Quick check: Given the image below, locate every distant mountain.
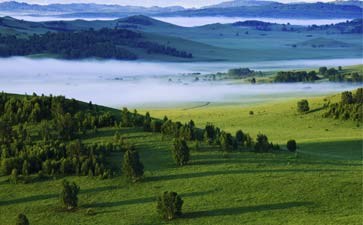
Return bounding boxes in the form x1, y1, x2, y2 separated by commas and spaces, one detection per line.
204, 0, 277, 8
0, 1, 184, 15
332, 0, 363, 8
160, 2, 362, 19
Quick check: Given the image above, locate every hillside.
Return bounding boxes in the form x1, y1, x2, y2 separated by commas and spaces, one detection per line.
0, 90, 361, 225
160, 2, 362, 19
0, 16, 362, 62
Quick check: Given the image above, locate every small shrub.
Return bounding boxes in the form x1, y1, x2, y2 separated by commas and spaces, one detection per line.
157, 191, 183, 220
297, 100, 309, 113
10, 168, 18, 184
16, 213, 29, 225
287, 140, 297, 152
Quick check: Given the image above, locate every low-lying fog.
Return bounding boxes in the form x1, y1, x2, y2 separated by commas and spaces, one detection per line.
154, 17, 351, 27
0, 13, 351, 26
0, 57, 361, 108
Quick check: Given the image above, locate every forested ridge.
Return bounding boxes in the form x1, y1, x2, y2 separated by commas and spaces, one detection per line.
0, 92, 282, 182
0, 28, 193, 59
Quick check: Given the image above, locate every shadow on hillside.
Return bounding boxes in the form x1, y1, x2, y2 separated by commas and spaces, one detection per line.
306, 105, 327, 114
184, 201, 313, 218
83, 190, 213, 208
0, 185, 118, 206
82, 127, 145, 140
145, 168, 345, 183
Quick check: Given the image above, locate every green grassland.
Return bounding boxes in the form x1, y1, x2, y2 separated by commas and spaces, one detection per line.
0, 91, 362, 225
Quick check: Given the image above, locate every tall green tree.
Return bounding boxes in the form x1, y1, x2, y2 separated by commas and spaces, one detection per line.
172, 139, 190, 166
122, 147, 144, 182
60, 180, 80, 210
157, 191, 183, 220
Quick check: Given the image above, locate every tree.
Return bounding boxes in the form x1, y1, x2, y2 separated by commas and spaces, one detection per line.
287, 140, 297, 152
16, 213, 29, 225
157, 191, 183, 220
235, 130, 245, 146
220, 132, 234, 152
172, 139, 190, 166
143, 112, 151, 131
297, 100, 309, 113
60, 179, 80, 210
254, 134, 270, 153
341, 91, 353, 105
122, 147, 144, 182
354, 88, 363, 104
121, 107, 131, 127
319, 66, 327, 75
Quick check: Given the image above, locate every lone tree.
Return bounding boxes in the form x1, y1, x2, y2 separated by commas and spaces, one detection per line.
287, 140, 297, 152
60, 180, 80, 210
16, 213, 29, 225
172, 139, 190, 166
122, 147, 144, 182
297, 99, 309, 113
157, 191, 183, 220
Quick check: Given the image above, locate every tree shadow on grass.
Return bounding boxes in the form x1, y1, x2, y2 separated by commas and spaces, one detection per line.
145, 168, 346, 183
184, 201, 313, 218
83, 190, 214, 209
0, 185, 118, 206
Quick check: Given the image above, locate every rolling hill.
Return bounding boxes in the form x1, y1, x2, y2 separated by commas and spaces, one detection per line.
0, 16, 362, 62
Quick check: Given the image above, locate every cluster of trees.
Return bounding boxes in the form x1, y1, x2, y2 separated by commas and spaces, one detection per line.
2, 139, 116, 180
306, 19, 362, 34
274, 67, 362, 83
0, 93, 125, 179
319, 67, 362, 83
323, 89, 363, 122
0, 28, 193, 59
227, 68, 255, 79
274, 71, 319, 82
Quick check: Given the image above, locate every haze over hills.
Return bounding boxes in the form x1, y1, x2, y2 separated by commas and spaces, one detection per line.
160, 2, 362, 19
0, 1, 362, 19
0, 1, 184, 15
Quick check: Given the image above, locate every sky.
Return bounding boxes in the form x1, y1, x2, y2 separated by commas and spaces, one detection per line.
0, 0, 334, 8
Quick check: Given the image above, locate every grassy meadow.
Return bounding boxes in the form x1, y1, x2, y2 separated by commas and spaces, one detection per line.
0, 91, 362, 225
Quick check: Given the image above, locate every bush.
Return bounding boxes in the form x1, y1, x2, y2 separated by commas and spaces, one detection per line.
122, 147, 144, 182
172, 139, 190, 166
157, 191, 183, 220
287, 140, 297, 152
16, 213, 29, 225
297, 100, 309, 113
60, 179, 80, 210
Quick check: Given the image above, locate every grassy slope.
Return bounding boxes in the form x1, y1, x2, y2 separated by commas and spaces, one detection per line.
1, 16, 362, 62
143, 93, 362, 160
0, 93, 362, 225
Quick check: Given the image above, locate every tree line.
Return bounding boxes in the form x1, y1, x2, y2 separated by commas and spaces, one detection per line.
274, 66, 362, 83
0, 28, 193, 59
